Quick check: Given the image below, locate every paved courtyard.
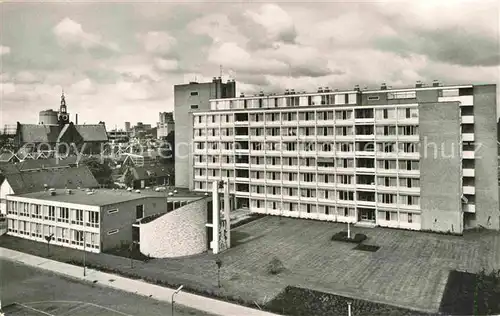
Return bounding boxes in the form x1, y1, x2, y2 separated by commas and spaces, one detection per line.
217, 216, 500, 312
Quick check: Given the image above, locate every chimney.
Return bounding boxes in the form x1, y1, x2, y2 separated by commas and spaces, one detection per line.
50, 191, 56, 196
432, 80, 440, 87
354, 85, 360, 91
75, 114, 78, 125
415, 81, 423, 88
381, 83, 387, 90
44, 184, 48, 191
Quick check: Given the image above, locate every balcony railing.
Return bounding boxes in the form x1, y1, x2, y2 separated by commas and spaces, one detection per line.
463, 186, 475, 195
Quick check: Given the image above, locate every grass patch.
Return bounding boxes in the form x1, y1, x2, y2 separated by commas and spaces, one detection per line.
104, 242, 152, 261
354, 244, 380, 252
440, 269, 500, 315
265, 286, 433, 316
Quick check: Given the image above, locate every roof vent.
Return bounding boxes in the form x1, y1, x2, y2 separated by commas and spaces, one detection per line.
259, 91, 264, 96
380, 83, 387, 90
290, 89, 295, 94
354, 85, 360, 91
50, 191, 56, 196
67, 189, 73, 195
49, 188, 56, 192
432, 80, 440, 87
317, 87, 323, 93
240, 93, 245, 97
135, 190, 141, 193
415, 81, 423, 88
324, 87, 330, 92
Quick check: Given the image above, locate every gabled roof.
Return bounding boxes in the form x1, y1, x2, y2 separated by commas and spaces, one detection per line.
2, 165, 99, 194
131, 165, 171, 180
16, 123, 108, 144
17, 124, 61, 143
0, 152, 16, 162
15, 156, 81, 171
74, 125, 108, 142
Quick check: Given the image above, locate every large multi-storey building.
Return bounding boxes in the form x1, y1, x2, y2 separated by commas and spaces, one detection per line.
189, 81, 499, 234
174, 77, 236, 188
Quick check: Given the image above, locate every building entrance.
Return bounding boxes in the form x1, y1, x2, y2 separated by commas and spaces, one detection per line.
358, 208, 376, 222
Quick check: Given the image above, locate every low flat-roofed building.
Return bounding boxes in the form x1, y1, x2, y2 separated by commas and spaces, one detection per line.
5, 188, 210, 255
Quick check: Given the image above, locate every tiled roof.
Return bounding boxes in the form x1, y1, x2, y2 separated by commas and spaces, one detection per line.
74, 125, 108, 142
132, 165, 171, 180
16, 123, 108, 144
0, 152, 15, 162
15, 156, 81, 171
18, 124, 61, 143
3, 165, 99, 194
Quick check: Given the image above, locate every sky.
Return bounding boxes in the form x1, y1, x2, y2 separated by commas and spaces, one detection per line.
0, 0, 499, 129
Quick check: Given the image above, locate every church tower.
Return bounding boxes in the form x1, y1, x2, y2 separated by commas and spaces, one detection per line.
58, 90, 70, 125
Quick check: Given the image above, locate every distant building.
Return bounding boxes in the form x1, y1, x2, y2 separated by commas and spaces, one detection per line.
157, 112, 174, 140
130, 122, 154, 139
174, 77, 236, 188
14, 93, 108, 156
107, 129, 130, 143
190, 82, 499, 234
38, 109, 59, 125
121, 165, 171, 189
125, 122, 131, 132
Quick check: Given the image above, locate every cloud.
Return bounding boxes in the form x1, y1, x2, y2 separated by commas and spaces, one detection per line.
244, 4, 297, 44
53, 17, 119, 51
13, 71, 41, 84
0, 45, 11, 55
69, 78, 96, 95
154, 58, 179, 72
138, 31, 177, 55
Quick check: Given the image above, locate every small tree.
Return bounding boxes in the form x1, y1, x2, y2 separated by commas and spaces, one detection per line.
266, 256, 286, 275
124, 169, 134, 188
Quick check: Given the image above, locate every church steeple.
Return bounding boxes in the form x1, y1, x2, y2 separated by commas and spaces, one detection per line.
58, 90, 70, 125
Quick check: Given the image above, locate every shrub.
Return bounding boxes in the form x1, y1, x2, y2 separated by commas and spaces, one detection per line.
266, 256, 286, 275
353, 233, 367, 242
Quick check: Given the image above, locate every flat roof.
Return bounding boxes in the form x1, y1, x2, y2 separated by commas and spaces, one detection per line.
12, 188, 206, 206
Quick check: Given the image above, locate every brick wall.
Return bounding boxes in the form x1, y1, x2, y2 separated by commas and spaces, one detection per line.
139, 197, 208, 258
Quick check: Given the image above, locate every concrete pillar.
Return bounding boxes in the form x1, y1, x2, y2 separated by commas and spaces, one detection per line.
212, 181, 219, 254
224, 183, 230, 249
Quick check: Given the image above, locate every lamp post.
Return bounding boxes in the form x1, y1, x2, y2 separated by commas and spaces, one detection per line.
45, 233, 54, 257
347, 301, 352, 316
215, 258, 222, 288
129, 242, 134, 268
171, 285, 183, 316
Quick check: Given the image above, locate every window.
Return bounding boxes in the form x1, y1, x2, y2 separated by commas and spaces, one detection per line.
385, 211, 390, 221
136, 205, 144, 219
190, 91, 199, 96
58, 207, 69, 223
108, 209, 119, 214
368, 95, 380, 101
107, 229, 119, 235
190, 104, 199, 109
88, 211, 99, 227
408, 213, 413, 223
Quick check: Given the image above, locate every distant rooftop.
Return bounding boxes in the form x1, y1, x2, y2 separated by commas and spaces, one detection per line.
13, 187, 206, 206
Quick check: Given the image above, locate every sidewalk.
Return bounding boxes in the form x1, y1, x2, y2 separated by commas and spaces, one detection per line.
0, 247, 281, 316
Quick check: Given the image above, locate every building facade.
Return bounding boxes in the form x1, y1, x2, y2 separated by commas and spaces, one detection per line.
189, 82, 499, 234
157, 112, 175, 140
4, 189, 200, 252
174, 77, 236, 188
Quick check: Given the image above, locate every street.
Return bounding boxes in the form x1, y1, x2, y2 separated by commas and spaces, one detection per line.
0, 258, 213, 316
